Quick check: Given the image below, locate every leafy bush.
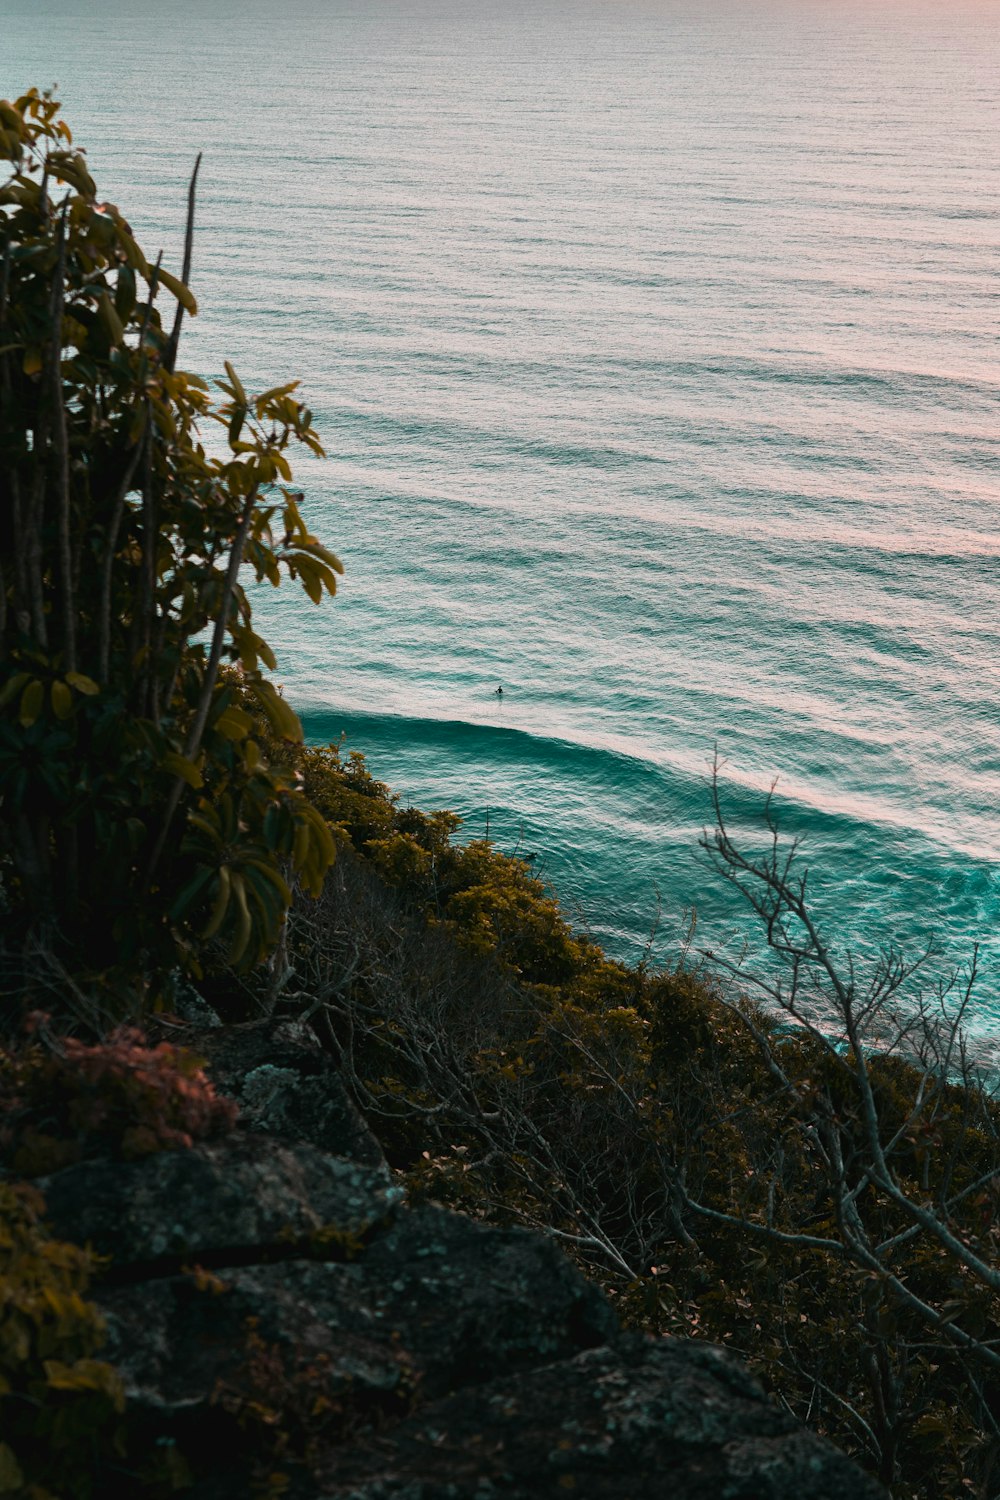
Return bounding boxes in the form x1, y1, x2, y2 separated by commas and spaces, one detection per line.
0, 1180, 123, 1498
0, 90, 337, 996
265, 725, 630, 995
239, 725, 1000, 1499
0, 1016, 238, 1175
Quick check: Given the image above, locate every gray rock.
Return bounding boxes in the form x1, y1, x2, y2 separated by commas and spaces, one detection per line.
312, 1337, 887, 1500
192, 1019, 385, 1169
98, 1204, 615, 1423
168, 978, 223, 1029
38, 1133, 402, 1270
28, 1016, 885, 1500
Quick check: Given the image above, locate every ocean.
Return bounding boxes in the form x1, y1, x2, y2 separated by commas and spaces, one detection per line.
3, 0, 999, 1030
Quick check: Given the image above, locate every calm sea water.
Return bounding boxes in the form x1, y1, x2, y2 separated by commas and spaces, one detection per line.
4, 0, 1000, 1027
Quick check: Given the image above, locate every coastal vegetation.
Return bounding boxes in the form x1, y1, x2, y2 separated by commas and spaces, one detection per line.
0, 91, 998, 1499
0, 88, 336, 998
247, 727, 1000, 1499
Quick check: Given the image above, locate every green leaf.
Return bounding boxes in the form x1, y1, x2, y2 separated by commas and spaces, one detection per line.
168, 864, 216, 921
115, 263, 137, 320
294, 555, 323, 605
308, 542, 344, 574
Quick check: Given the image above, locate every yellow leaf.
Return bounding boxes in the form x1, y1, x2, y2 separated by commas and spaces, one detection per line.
50, 680, 73, 720
255, 380, 299, 414
0, 671, 30, 709
65, 670, 99, 695
116, 224, 150, 276
0, 1442, 23, 1493
226, 872, 254, 966
214, 707, 250, 741
224, 360, 247, 406
157, 265, 197, 316
294, 556, 323, 605
96, 290, 125, 346
43, 1358, 125, 1409
162, 751, 204, 789
251, 682, 302, 743
22, 347, 42, 377
49, 153, 96, 197
19, 679, 43, 727
310, 543, 344, 574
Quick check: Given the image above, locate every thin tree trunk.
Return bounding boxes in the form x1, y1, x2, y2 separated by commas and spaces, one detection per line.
96, 435, 143, 682
97, 257, 161, 683
165, 153, 201, 374
0, 235, 11, 646
139, 414, 155, 712
26, 410, 48, 649
51, 208, 75, 671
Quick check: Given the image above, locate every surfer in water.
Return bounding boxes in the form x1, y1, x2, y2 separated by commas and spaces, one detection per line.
495, 685, 504, 700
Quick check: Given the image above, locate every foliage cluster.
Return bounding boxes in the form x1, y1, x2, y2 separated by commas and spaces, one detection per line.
242, 718, 1000, 1500
267, 733, 633, 996
0, 1016, 238, 1176
0, 1181, 123, 1499
0, 90, 337, 997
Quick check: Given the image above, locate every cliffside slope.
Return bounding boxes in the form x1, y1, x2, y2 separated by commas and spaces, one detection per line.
29, 1013, 885, 1499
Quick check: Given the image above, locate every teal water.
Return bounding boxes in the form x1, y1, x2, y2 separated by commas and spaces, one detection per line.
3, 0, 1000, 1022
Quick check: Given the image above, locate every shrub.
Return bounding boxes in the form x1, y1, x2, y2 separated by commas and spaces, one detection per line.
0, 1180, 123, 1498
0, 1016, 238, 1175
0, 89, 338, 997
253, 732, 1000, 1499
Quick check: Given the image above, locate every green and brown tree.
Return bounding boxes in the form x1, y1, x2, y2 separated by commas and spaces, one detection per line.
0, 89, 338, 998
